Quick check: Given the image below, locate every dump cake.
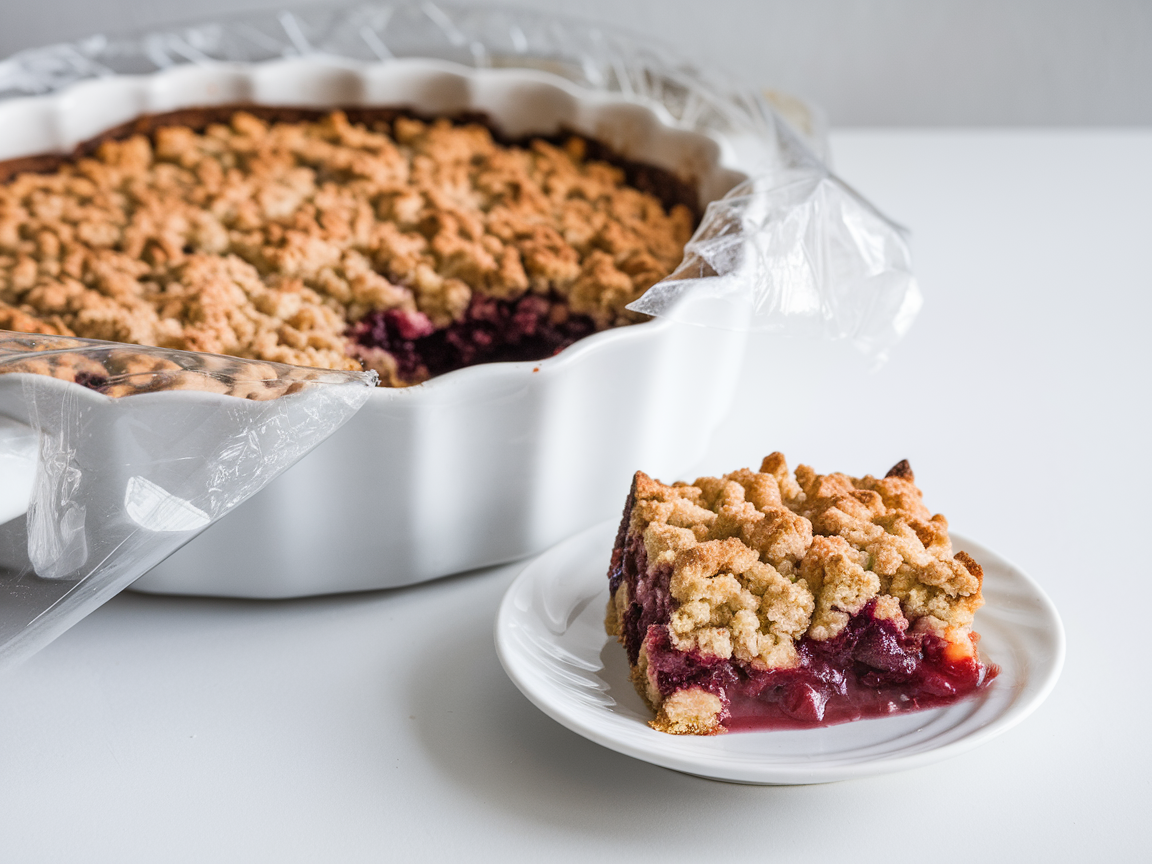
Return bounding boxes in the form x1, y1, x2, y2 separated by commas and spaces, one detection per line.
0, 107, 695, 386
605, 454, 996, 734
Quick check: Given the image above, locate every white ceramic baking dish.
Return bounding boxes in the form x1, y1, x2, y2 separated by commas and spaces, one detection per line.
0, 57, 752, 597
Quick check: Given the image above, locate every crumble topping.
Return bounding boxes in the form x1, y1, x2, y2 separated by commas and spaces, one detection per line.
0, 110, 694, 386
619, 453, 984, 670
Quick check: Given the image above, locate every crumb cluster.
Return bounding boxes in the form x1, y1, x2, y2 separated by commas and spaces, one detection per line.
614, 453, 984, 671
0, 110, 693, 385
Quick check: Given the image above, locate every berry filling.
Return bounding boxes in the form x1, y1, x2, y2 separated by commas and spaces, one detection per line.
638, 601, 995, 731
349, 293, 599, 383
73, 371, 110, 393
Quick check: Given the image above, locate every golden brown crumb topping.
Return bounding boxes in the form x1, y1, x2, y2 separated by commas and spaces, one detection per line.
0, 111, 693, 386
625, 453, 984, 670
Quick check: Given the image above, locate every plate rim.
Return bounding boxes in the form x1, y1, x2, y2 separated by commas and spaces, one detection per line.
495, 520, 1066, 785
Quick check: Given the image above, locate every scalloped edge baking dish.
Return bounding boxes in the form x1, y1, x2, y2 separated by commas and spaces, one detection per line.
0, 57, 752, 596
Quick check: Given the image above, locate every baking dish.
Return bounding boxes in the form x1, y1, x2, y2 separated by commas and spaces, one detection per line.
0, 57, 752, 596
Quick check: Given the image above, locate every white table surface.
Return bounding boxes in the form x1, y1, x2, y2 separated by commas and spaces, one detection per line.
2, 129, 1148, 862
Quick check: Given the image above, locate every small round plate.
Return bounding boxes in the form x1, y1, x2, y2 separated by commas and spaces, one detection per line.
495, 521, 1065, 785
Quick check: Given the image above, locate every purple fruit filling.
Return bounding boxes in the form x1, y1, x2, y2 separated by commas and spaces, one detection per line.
73, 370, 109, 393
349, 292, 598, 382
729, 601, 992, 729
643, 626, 737, 722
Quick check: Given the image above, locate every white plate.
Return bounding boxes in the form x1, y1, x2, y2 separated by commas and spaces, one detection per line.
495, 520, 1065, 785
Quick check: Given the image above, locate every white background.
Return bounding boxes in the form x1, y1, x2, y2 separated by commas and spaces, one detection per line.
1, 0, 1150, 125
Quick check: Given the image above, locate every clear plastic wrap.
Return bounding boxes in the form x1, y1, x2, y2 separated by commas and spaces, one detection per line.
0, 332, 376, 668
630, 172, 922, 357
0, 0, 919, 356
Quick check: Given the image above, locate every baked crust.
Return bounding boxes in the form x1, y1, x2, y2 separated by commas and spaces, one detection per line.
0, 108, 695, 386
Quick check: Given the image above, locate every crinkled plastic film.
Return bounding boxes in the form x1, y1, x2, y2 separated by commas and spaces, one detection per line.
0, 332, 376, 668
633, 172, 922, 356
0, 0, 920, 356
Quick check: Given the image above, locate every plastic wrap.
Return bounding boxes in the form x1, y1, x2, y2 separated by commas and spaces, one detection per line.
0, 0, 919, 357
0, 332, 376, 668
630, 172, 921, 356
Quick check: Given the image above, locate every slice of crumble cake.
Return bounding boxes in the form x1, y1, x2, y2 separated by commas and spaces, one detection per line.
605, 453, 996, 734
